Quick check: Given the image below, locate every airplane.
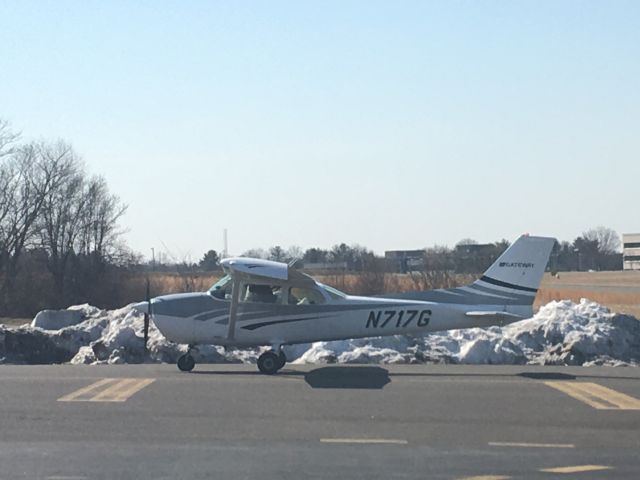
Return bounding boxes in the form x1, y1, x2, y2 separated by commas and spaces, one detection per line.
134, 234, 555, 374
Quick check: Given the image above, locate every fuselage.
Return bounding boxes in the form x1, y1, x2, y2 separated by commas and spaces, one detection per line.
148, 289, 531, 348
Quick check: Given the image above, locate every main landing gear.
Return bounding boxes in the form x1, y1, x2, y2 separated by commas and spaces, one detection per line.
177, 346, 196, 372
257, 349, 287, 375
177, 346, 287, 374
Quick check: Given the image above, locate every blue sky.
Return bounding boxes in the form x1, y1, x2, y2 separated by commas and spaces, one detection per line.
1, 1, 638, 260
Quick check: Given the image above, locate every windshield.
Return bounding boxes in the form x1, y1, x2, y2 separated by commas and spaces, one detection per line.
208, 275, 232, 299
318, 283, 347, 300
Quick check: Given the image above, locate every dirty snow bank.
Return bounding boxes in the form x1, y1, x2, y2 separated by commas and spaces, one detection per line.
296, 300, 640, 367
0, 299, 638, 366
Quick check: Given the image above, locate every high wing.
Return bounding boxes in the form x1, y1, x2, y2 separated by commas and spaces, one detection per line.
221, 258, 289, 281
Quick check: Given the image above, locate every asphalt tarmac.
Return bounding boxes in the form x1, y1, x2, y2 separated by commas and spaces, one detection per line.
0, 364, 638, 479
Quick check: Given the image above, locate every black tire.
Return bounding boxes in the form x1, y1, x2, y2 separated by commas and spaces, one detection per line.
276, 350, 287, 369
257, 351, 280, 375
177, 354, 195, 372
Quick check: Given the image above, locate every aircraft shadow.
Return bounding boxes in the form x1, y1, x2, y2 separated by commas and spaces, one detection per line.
517, 372, 576, 380
303, 366, 390, 390
191, 365, 392, 389
387, 371, 640, 381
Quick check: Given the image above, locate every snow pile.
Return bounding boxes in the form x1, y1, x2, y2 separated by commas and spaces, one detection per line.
295, 300, 640, 367
0, 299, 638, 366
1, 304, 212, 365
32, 308, 85, 330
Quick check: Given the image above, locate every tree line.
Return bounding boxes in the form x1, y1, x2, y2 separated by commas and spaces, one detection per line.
0, 119, 129, 316
194, 227, 622, 274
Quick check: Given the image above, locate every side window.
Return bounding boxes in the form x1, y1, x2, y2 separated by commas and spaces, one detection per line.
209, 275, 233, 300
288, 287, 325, 305
241, 284, 281, 304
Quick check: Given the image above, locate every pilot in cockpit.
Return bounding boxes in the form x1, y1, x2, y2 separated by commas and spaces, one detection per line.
245, 284, 277, 303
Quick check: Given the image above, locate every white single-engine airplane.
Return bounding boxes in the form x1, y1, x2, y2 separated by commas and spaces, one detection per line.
135, 235, 554, 374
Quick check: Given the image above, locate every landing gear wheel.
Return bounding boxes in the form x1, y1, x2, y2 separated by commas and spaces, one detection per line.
276, 351, 287, 370
177, 353, 195, 372
257, 351, 280, 375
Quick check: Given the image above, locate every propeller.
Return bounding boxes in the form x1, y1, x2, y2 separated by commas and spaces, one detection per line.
143, 277, 151, 355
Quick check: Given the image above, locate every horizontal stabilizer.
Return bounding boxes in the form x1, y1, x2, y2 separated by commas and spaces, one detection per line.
465, 310, 524, 325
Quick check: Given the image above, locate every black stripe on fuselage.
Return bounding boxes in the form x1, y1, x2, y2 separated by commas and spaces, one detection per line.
465, 283, 534, 301
241, 316, 323, 331
478, 276, 538, 293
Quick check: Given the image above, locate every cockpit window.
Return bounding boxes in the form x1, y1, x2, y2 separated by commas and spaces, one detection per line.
208, 275, 232, 300
242, 283, 281, 304
288, 287, 325, 305
318, 283, 347, 300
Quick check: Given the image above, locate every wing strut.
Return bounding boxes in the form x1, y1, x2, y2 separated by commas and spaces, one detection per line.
226, 276, 241, 340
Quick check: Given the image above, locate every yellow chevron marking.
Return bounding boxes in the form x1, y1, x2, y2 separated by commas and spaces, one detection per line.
58, 378, 155, 402
544, 381, 640, 410
57, 378, 118, 402
539, 465, 612, 474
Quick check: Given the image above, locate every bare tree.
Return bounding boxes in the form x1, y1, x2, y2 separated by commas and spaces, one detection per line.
0, 141, 71, 301
77, 175, 127, 263
0, 119, 20, 158
455, 238, 478, 247
268, 245, 286, 262
409, 247, 474, 290
582, 226, 621, 254
241, 248, 267, 259
37, 143, 85, 298
286, 245, 303, 263
0, 123, 132, 313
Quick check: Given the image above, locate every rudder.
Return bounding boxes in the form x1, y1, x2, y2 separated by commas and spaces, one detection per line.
470, 235, 555, 304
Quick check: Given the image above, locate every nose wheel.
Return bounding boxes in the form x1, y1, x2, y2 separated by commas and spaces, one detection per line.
177, 353, 195, 372
257, 350, 287, 375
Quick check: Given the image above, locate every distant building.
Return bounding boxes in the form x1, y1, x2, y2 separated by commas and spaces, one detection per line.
385, 250, 425, 273
623, 233, 640, 270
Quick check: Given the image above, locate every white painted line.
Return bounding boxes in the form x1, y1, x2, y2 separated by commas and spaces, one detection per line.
46, 476, 89, 480
540, 465, 613, 474
320, 438, 408, 445
489, 442, 575, 449
457, 476, 511, 480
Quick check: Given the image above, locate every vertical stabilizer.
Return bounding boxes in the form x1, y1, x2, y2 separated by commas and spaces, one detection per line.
470, 235, 555, 304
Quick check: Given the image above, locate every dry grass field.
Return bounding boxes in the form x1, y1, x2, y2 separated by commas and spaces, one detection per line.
0, 317, 32, 327
536, 271, 640, 317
